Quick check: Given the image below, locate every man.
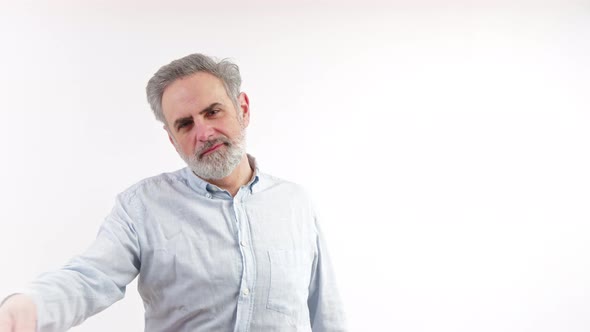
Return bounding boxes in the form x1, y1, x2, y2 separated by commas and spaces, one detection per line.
0, 53, 346, 332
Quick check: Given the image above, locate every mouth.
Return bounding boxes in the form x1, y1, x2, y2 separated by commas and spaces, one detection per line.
200, 143, 224, 158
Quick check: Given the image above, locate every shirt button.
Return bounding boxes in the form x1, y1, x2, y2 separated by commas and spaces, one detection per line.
242, 288, 250, 296
240, 241, 246, 247
205, 193, 212, 199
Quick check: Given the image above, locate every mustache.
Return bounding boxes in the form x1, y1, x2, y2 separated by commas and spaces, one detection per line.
196, 136, 232, 158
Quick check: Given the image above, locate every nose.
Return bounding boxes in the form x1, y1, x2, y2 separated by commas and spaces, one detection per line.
194, 120, 215, 142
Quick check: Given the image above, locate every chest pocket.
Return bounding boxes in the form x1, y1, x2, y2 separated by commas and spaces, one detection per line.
140, 230, 227, 310
266, 249, 308, 316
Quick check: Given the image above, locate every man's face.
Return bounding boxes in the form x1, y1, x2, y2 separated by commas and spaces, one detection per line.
161, 72, 250, 180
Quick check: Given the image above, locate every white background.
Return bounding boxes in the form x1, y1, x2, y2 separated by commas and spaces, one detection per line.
1, 1, 589, 331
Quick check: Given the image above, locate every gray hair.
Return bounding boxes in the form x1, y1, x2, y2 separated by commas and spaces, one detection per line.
146, 53, 242, 124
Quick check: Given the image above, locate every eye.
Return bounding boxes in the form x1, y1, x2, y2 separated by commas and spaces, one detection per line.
206, 109, 221, 117
177, 119, 193, 130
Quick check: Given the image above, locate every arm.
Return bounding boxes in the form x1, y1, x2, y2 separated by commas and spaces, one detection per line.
307, 216, 347, 332
14, 196, 140, 332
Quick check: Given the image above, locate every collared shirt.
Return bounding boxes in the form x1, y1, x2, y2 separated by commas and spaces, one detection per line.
26, 156, 346, 332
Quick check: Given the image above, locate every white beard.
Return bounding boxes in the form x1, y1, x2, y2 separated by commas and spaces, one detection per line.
177, 130, 246, 180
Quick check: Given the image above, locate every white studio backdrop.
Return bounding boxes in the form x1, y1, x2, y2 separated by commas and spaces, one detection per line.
1, 1, 589, 331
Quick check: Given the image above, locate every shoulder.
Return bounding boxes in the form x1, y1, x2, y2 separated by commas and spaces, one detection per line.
257, 172, 307, 193
116, 168, 190, 203
256, 172, 315, 206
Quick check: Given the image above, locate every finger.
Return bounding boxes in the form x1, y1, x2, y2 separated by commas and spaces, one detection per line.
13, 317, 36, 332
0, 312, 13, 332
12, 309, 36, 332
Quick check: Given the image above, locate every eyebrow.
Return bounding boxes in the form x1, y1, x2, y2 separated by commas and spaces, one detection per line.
173, 103, 222, 130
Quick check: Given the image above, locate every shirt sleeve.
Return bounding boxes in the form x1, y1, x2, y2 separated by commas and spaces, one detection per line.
307, 214, 348, 332
24, 196, 141, 332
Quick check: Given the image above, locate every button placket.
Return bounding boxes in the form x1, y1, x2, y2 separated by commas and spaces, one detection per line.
233, 189, 256, 331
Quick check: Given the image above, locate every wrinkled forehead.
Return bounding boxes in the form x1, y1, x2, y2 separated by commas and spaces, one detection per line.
161, 72, 232, 121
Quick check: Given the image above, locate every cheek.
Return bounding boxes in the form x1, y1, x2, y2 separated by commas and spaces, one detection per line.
177, 135, 197, 155
224, 121, 244, 139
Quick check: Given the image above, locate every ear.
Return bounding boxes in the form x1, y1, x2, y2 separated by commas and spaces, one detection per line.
237, 92, 250, 127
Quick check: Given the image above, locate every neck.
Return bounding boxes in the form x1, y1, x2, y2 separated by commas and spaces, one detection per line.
205, 154, 253, 197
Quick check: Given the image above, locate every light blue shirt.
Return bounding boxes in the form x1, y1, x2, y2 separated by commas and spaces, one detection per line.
25, 156, 346, 331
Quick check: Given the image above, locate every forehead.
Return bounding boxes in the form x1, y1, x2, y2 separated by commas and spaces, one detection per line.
161, 72, 230, 120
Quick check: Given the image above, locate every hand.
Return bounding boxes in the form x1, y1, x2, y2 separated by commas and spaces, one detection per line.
0, 294, 37, 332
